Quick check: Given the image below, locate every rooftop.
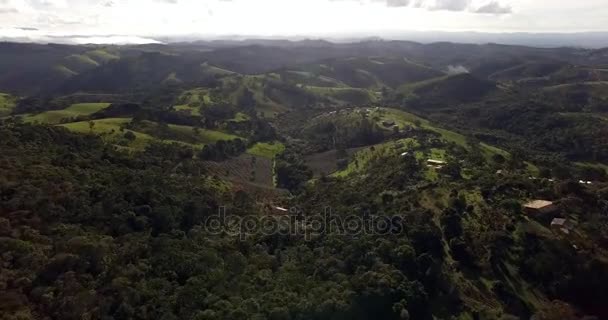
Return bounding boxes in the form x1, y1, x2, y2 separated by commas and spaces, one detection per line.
524, 200, 554, 209
427, 159, 446, 165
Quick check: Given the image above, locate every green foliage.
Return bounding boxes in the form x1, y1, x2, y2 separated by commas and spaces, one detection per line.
0, 92, 17, 116
247, 141, 286, 159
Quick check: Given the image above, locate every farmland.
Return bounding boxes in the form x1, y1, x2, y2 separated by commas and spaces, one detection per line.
203, 153, 274, 187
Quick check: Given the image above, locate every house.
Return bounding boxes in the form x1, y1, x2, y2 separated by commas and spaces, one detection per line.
427, 159, 446, 165
551, 218, 576, 235
523, 200, 558, 215
427, 159, 446, 170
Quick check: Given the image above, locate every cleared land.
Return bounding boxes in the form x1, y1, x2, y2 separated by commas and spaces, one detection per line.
204, 154, 274, 187
58, 118, 240, 151
305, 147, 366, 177
23, 103, 111, 124
247, 142, 285, 159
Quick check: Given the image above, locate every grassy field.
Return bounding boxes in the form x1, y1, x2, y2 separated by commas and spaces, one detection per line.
333, 138, 418, 178
375, 108, 511, 161
167, 123, 240, 144
173, 105, 201, 116
86, 49, 119, 63
229, 112, 250, 122
574, 161, 608, 174
23, 103, 111, 124
53, 65, 78, 77
64, 54, 100, 68
329, 108, 522, 179
55, 116, 242, 151
306, 86, 380, 104
59, 118, 154, 150
0, 93, 16, 117
247, 142, 286, 159
372, 108, 467, 144
173, 88, 214, 116
201, 62, 235, 76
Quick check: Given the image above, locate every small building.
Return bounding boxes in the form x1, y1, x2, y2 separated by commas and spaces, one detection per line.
523, 200, 558, 215
427, 159, 446, 165
427, 159, 446, 170
551, 218, 576, 235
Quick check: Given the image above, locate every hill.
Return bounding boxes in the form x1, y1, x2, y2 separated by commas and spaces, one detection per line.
399, 73, 498, 107
282, 56, 443, 89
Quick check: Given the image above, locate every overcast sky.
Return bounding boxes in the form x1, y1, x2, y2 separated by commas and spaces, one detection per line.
0, 0, 607, 43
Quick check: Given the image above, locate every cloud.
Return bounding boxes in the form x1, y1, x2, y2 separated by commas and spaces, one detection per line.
334, 0, 511, 13
373, 0, 410, 7
446, 65, 469, 74
27, 0, 68, 8
429, 0, 470, 11
0, 7, 18, 13
475, 1, 511, 14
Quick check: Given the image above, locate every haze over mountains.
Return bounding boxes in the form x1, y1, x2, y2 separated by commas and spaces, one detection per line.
4, 31, 608, 48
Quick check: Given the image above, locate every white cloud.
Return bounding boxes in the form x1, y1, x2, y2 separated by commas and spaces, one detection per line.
429, 0, 470, 11
475, 0, 511, 14
0, 0, 606, 43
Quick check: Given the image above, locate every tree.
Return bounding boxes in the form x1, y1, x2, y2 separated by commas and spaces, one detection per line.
124, 131, 136, 141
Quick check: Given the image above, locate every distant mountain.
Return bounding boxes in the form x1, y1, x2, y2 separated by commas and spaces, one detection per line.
1, 39, 608, 97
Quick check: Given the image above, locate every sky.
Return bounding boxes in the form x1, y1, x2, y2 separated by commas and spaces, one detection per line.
0, 0, 607, 43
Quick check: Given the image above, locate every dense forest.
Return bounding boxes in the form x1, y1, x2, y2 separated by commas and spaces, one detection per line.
1, 39, 608, 320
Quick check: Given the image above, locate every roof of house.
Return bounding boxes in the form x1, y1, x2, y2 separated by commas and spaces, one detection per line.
524, 200, 554, 209
427, 159, 446, 165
